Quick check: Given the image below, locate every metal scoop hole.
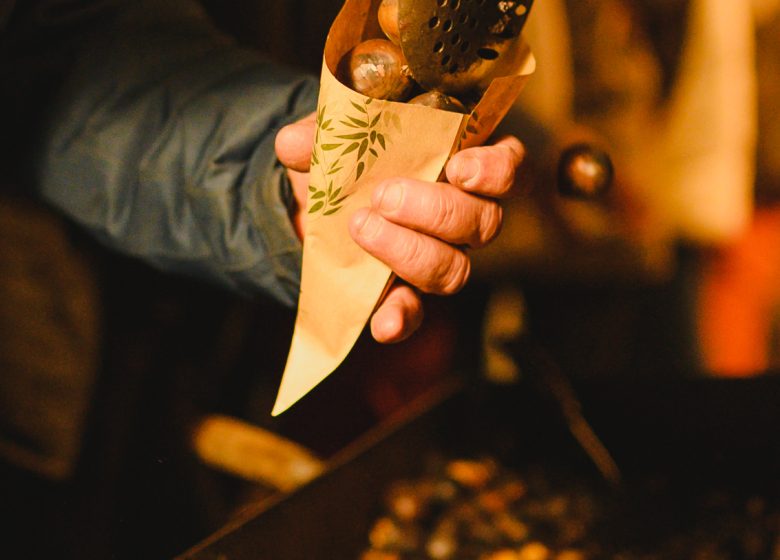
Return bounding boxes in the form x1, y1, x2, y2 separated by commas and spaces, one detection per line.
398, 0, 535, 94
477, 47, 499, 60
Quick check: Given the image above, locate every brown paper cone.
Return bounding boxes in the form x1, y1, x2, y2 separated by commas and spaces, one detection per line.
272, 0, 535, 416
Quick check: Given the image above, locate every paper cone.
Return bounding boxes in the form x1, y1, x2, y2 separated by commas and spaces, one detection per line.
272, 0, 535, 416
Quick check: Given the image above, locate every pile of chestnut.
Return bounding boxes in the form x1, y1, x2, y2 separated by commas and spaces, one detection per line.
338, 0, 468, 112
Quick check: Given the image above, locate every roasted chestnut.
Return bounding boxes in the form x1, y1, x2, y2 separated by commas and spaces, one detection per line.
408, 91, 467, 113
340, 38, 414, 101
378, 0, 400, 45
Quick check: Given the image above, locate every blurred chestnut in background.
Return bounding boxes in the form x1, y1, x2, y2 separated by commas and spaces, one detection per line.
557, 143, 614, 199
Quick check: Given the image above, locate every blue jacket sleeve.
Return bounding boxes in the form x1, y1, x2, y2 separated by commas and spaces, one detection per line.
34, 0, 319, 306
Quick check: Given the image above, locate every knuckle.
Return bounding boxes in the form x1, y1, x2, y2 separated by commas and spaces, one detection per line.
399, 233, 429, 274
438, 251, 471, 295
409, 293, 424, 320
492, 153, 517, 192
475, 201, 503, 247
273, 127, 288, 154
504, 136, 526, 161
431, 191, 460, 234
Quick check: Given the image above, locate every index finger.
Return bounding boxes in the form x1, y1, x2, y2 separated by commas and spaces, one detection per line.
445, 135, 526, 198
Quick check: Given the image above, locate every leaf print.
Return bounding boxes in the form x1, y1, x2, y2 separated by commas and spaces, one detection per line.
307, 99, 398, 217
391, 113, 402, 132
336, 132, 368, 140
346, 115, 369, 127
342, 142, 360, 155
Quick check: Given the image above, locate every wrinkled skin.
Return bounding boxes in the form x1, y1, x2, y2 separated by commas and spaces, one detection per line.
275, 112, 525, 343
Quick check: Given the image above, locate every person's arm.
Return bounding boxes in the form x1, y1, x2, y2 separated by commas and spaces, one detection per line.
35, 0, 528, 343
34, 0, 318, 306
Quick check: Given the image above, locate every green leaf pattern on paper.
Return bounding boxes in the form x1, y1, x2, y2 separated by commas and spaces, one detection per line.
307, 98, 400, 217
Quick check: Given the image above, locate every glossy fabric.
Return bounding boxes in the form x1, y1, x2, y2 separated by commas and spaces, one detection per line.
32, 0, 318, 305
0, 0, 318, 479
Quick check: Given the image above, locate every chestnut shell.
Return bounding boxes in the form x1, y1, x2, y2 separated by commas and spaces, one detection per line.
378, 0, 400, 45
340, 38, 414, 101
408, 91, 467, 113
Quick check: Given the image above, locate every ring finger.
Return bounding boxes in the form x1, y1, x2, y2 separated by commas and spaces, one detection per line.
371, 178, 503, 248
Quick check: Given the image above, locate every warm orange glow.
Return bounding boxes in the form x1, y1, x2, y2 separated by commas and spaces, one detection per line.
697, 206, 780, 376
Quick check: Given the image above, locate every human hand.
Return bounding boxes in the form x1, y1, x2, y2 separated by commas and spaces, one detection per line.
275, 113, 525, 343
275, 113, 317, 240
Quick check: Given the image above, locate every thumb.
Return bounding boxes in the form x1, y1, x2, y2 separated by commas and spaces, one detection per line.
275, 112, 317, 172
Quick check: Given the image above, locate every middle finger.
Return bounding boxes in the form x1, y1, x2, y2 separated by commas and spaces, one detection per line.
371, 178, 503, 248
349, 208, 471, 295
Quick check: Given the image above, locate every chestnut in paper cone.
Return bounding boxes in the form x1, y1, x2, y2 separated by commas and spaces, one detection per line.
340, 38, 414, 101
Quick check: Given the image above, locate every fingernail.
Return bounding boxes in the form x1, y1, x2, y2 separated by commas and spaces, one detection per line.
354, 210, 382, 240
377, 182, 403, 212
456, 156, 481, 187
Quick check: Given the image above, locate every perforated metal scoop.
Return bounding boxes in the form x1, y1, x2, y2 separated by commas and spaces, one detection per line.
398, 0, 534, 97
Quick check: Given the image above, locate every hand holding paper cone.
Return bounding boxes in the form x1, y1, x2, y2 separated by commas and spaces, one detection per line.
277, 115, 526, 340
272, 0, 535, 415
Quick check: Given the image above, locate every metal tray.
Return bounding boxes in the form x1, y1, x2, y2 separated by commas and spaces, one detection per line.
178, 373, 780, 560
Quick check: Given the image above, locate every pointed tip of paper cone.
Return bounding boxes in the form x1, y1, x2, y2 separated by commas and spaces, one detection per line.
270, 401, 288, 417
270, 387, 297, 416
270, 375, 321, 417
